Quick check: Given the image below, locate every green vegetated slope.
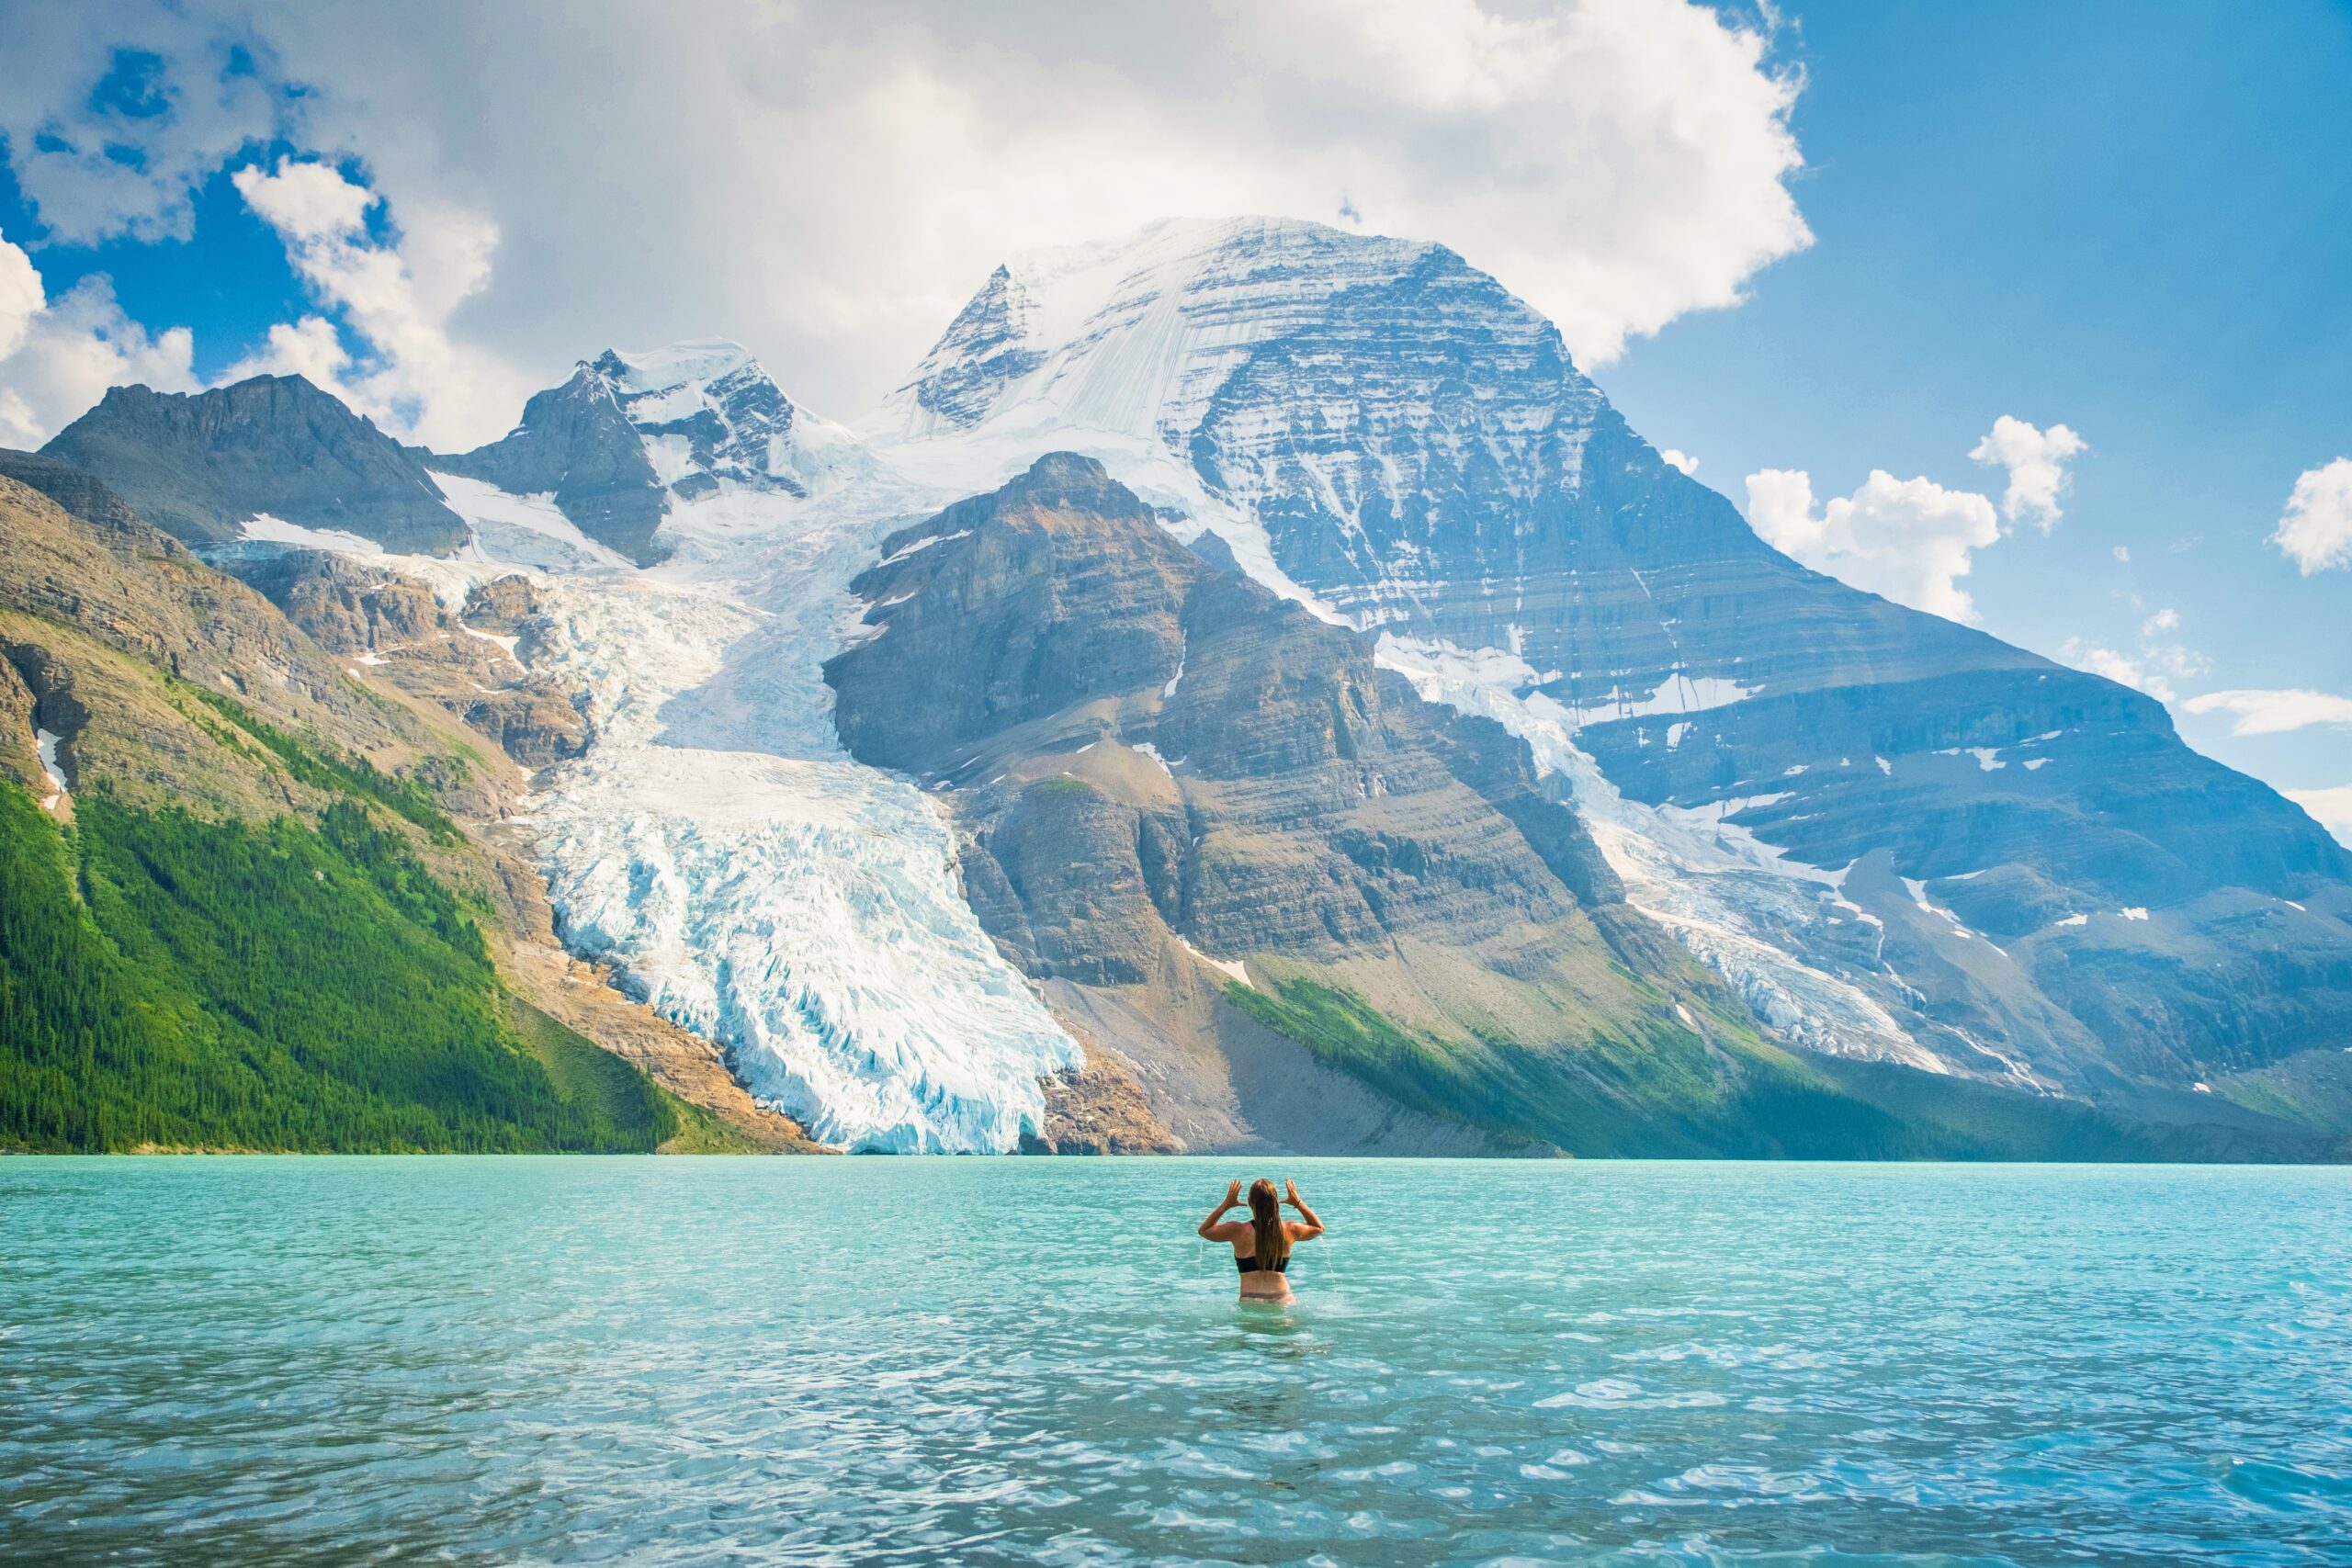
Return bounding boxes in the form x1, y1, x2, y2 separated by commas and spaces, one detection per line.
1223, 974, 2324, 1161
0, 775, 685, 1153
0, 465, 759, 1155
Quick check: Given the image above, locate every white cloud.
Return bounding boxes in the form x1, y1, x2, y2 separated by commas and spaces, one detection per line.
2182, 689, 2352, 737
1659, 447, 1698, 476
2141, 607, 2179, 637
2286, 786, 2352, 847
0, 232, 41, 361
228, 158, 528, 450
0, 258, 197, 447
231, 159, 374, 242
1969, 414, 2086, 532
2271, 457, 2352, 574
2059, 639, 2176, 705
1745, 467, 2000, 622
0, 0, 1816, 430
0, 7, 284, 243
2111, 545, 2131, 564
220, 314, 354, 391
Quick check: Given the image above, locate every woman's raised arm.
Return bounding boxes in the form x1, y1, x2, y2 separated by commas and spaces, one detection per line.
1283, 1179, 1324, 1241
1197, 1179, 1246, 1240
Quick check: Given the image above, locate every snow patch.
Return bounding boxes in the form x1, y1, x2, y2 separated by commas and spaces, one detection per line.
2119, 907, 2151, 921
239, 513, 383, 554
1177, 933, 1251, 988
1902, 877, 1976, 939
34, 727, 67, 805
1968, 747, 2007, 772
878, 527, 971, 567
431, 471, 637, 573
461, 625, 522, 664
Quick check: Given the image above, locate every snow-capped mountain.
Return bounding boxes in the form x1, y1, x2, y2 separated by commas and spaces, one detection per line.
32, 215, 2352, 1156
879, 217, 2352, 1101
437, 340, 868, 566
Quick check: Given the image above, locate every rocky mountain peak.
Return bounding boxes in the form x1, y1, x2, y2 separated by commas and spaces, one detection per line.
40, 373, 467, 554
437, 338, 873, 566
878, 216, 1459, 447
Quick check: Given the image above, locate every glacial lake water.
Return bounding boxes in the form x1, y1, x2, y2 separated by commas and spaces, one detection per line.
4, 1158, 2348, 1566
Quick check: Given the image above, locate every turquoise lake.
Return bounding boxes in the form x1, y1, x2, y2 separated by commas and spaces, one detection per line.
5, 1158, 2348, 1565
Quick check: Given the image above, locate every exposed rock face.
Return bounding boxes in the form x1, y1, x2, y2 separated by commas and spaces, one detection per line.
434, 366, 668, 565
887, 218, 2352, 1120
230, 552, 591, 772
0, 448, 146, 536
893, 264, 1047, 434
830, 456, 1612, 973
827, 455, 1855, 1156
40, 377, 467, 552
435, 340, 856, 566
463, 574, 542, 634
1024, 1044, 1180, 1155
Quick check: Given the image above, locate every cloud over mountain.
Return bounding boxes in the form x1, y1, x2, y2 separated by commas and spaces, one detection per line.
0, 0, 1814, 438
1745, 467, 2001, 622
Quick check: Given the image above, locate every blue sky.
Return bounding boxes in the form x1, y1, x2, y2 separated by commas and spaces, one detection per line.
1605, 0, 2352, 827
0, 0, 2345, 830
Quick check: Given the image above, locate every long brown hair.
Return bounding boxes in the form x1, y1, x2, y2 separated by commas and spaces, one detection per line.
1249, 1179, 1289, 1272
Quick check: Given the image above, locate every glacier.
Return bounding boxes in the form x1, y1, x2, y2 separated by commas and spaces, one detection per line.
304, 359, 1090, 1151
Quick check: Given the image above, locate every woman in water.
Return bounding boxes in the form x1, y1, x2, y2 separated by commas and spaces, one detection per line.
1197, 1178, 1324, 1301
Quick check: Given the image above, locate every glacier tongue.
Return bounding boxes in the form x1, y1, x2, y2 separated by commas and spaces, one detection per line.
432, 464, 1084, 1153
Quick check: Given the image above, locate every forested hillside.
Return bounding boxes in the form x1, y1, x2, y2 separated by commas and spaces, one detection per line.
0, 461, 813, 1155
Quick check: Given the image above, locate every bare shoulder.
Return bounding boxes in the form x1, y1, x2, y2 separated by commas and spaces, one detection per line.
1204, 1219, 1250, 1245
1284, 1219, 1320, 1240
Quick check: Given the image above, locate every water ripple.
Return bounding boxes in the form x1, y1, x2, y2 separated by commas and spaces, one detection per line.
5, 1157, 2348, 1566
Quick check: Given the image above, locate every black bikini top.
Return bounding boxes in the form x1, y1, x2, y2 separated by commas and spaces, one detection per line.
1235, 1254, 1291, 1274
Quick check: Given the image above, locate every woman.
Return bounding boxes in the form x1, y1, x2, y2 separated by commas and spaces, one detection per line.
1197, 1178, 1324, 1301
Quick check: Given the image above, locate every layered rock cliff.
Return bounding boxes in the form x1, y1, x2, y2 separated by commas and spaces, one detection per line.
822, 455, 2228, 1156
876, 218, 2352, 1126
40, 377, 468, 553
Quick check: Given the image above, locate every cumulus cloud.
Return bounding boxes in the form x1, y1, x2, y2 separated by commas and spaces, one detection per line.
232, 157, 373, 241
1659, 447, 1698, 476
2182, 689, 2352, 737
2271, 457, 2352, 574
0, 232, 198, 446
2111, 546, 2131, 564
1745, 467, 2001, 622
0, 233, 42, 362
225, 157, 527, 450
221, 314, 351, 389
0, 0, 1814, 429
2286, 786, 2352, 847
0, 8, 285, 243
1969, 414, 2086, 532
2059, 639, 2177, 705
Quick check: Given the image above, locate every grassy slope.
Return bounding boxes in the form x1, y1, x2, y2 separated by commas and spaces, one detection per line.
1223, 974, 2288, 1160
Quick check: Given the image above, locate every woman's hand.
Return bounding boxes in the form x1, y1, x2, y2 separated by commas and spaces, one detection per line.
1200, 1180, 1246, 1240
1283, 1179, 1302, 1207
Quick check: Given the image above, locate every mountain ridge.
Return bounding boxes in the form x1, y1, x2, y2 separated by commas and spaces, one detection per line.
8, 211, 2350, 1156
